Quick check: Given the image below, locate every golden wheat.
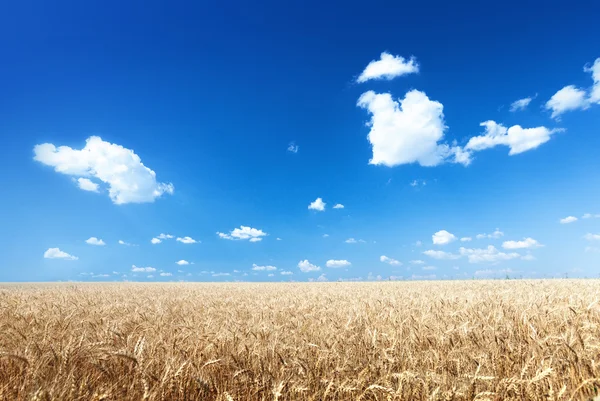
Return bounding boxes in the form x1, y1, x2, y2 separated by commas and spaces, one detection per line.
0, 280, 599, 400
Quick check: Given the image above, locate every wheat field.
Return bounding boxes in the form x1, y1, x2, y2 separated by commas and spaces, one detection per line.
1, 280, 599, 400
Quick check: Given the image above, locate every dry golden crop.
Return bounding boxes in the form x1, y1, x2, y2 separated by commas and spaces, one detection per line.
1, 280, 600, 400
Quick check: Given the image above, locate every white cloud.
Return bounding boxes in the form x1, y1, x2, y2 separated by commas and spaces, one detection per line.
276, 238, 282, 241
521, 254, 536, 261
586, 58, 600, 104
150, 238, 161, 244
357, 90, 468, 167
158, 233, 174, 239
252, 264, 277, 271
85, 237, 106, 246
44, 248, 78, 260
176, 260, 189, 265
212, 272, 230, 277
33, 136, 174, 204
147, 275, 154, 278
287, 142, 299, 153
466, 121, 560, 156
333, 204, 344, 209
322, 234, 330, 238
432, 230, 457, 245
326, 259, 351, 268
423, 250, 460, 260
298, 260, 320, 272
546, 85, 589, 118
267, 273, 274, 277
160, 272, 172, 277
118, 240, 134, 246
316, 274, 328, 282
410, 260, 425, 265
502, 237, 543, 249
410, 179, 427, 188
357, 52, 419, 83
422, 265, 437, 271
509, 96, 534, 112
460, 237, 472, 242
151, 233, 174, 244
584, 233, 600, 241
411, 274, 436, 280
308, 198, 326, 211
131, 265, 156, 273
92, 274, 110, 278
280, 271, 293, 275
560, 216, 578, 224
176, 236, 198, 244
380, 255, 402, 266
77, 178, 99, 192
217, 226, 267, 241
345, 238, 365, 244
459, 246, 520, 263
476, 229, 504, 239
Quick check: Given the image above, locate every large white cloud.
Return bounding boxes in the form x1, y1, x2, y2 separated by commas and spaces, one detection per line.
502, 237, 543, 249
459, 246, 520, 263
308, 198, 326, 211
466, 121, 560, 156
357, 90, 468, 167
587, 58, 600, 104
380, 255, 402, 266
326, 259, 351, 268
298, 260, 320, 272
44, 248, 78, 260
33, 136, 174, 204
357, 52, 419, 83
217, 226, 267, 242
432, 230, 457, 245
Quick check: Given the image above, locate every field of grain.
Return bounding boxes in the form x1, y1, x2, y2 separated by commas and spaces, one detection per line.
1, 280, 599, 400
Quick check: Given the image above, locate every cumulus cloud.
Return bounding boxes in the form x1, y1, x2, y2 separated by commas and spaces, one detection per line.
333, 204, 345, 209
252, 264, 277, 271
560, 216, 578, 224
545, 85, 589, 118
584, 233, 600, 241
502, 237, 543, 249
465, 121, 560, 156
85, 237, 106, 246
380, 255, 402, 266
423, 250, 460, 260
118, 240, 134, 246
298, 260, 320, 272
176, 260, 190, 265
308, 198, 326, 211
357, 52, 419, 83
357, 90, 468, 167
44, 248, 78, 260
280, 271, 293, 275
459, 246, 520, 263
460, 237, 472, 242
217, 226, 267, 242
151, 233, 174, 244
345, 238, 366, 244
151, 238, 162, 244
545, 58, 600, 118
33, 136, 174, 204
287, 142, 299, 153
509, 96, 535, 112
476, 229, 504, 239
77, 178, 99, 192
131, 265, 156, 273
159, 272, 172, 277
326, 259, 351, 268
432, 230, 457, 245
316, 274, 328, 282
176, 236, 198, 244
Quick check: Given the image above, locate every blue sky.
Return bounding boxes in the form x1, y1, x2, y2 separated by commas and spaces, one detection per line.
1, 0, 600, 282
